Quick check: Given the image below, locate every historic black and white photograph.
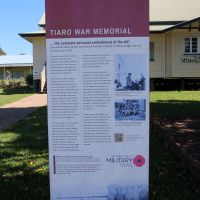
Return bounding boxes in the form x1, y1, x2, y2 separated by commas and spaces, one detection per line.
114, 54, 146, 91
115, 99, 146, 121
107, 185, 148, 200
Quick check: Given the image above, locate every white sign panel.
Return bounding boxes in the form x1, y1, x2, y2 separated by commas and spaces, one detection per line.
46, 0, 149, 199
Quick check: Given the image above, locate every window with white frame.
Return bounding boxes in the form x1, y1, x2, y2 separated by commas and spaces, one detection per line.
150, 42, 155, 61
184, 37, 199, 54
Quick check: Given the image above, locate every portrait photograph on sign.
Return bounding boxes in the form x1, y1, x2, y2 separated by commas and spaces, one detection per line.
114, 54, 146, 91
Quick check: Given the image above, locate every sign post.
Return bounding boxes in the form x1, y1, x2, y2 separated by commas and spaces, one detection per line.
46, 0, 149, 199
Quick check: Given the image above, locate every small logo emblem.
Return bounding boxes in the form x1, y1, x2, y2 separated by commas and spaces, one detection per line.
133, 155, 145, 167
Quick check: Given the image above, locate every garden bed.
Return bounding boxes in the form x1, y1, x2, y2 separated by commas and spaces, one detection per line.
153, 117, 200, 182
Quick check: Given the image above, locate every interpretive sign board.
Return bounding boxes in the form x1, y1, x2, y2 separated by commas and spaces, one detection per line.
46, 0, 149, 199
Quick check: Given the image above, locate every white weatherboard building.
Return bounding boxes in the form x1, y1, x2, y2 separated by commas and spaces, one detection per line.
20, 0, 200, 91
0, 55, 33, 80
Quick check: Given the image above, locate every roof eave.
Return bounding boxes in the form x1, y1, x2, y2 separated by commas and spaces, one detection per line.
150, 31, 163, 34
19, 33, 45, 43
163, 17, 200, 33
38, 24, 45, 28
0, 64, 33, 67
19, 17, 200, 38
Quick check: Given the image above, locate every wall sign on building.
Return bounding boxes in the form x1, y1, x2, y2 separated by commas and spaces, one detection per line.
182, 56, 200, 63
46, 0, 149, 199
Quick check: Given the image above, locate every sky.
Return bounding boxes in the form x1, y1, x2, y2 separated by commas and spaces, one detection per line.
0, 0, 45, 55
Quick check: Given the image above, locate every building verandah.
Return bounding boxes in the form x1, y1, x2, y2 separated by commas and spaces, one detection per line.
0, 55, 33, 81
19, 0, 200, 91
150, 17, 200, 90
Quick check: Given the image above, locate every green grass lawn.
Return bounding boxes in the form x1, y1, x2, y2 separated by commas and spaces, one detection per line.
150, 91, 200, 117
0, 107, 49, 200
0, 106, 199, 199
0, 87, 33, 106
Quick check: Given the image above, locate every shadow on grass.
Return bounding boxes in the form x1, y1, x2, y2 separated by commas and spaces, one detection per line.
0, 87, 33, 95
149, 128, 200, 199
1, 105, 199, 199
0, 107, 49, 200
151, 100, 200, 118
0, 107, 41, 131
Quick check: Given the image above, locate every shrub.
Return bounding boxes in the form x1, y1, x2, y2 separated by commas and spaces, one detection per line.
26, 74, 33, 87
0, 79, 26, 89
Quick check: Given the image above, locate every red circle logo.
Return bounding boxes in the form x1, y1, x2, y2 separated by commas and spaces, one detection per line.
133, 155, 145, 167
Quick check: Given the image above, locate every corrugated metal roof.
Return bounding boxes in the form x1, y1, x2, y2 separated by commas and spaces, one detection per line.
0, 55, 33, 67
38, 0, 200, 26
163, 17, 200, 33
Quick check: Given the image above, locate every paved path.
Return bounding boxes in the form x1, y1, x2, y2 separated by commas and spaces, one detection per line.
0, 94, 47, 131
